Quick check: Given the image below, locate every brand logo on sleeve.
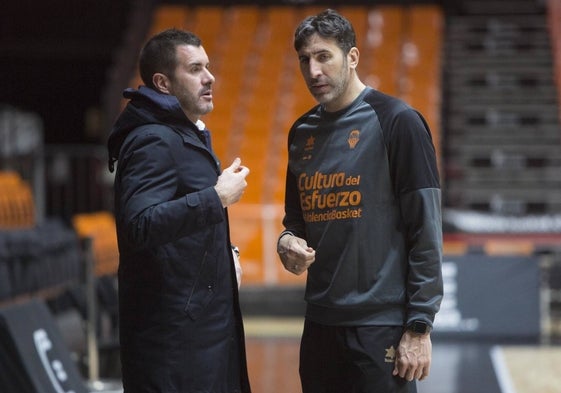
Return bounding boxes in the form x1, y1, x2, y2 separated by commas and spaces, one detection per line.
302, 135, 315, 160
305, 135, 315, 150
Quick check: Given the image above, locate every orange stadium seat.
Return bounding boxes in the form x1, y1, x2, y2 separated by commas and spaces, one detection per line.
365, 6, 404, 96
0, 171, 35, 229
149, 5, 192, 34
190, 7, 225, 57
204, 6, 261, 161
72, 211, 119, 277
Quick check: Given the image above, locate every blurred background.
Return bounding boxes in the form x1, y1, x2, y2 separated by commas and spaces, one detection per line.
1, 0, 560, 392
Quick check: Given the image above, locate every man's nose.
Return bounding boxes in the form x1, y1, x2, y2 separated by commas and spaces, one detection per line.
203, 68, 215, 84
308, 59, 322, 78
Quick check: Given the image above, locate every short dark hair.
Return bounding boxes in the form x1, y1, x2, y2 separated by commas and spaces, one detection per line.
294, 9, 356, 54
139, 29, 202, 89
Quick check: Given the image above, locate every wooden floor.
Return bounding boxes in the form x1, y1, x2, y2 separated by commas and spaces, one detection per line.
244, 317, 561, 393
72, 316, 561, 393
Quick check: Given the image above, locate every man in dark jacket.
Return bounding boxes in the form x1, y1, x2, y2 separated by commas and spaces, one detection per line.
107, 29, 251, 393
277, 9, 443, 393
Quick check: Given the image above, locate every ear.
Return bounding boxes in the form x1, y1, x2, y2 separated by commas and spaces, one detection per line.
152, 73, 171, 94
348, 47, 360, 69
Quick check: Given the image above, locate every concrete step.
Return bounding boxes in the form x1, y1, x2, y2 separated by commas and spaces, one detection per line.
446, 133, 561, 147
445, 187, 561, 215
449, 93, 557, 106
446, 170, 561, 187
448, 102, 558, 115
447, 109, 559, 127
447, 15, 547, 33
454, 2, 546, 15
446, 124, 561, 137
446, 54, 552, 68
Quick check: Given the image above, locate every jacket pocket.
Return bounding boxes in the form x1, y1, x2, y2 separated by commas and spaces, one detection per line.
184, 249, 217, 320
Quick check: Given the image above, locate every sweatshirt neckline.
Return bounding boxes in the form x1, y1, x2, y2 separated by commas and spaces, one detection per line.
319, 86, 372, 119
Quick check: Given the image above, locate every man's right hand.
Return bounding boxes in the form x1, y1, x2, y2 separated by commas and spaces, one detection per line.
277, 233, 315, 275
214, 157, 249, 207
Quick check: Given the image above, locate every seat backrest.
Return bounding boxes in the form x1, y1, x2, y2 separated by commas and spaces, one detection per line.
0, 170, 35, 229
0, 298, 88, 393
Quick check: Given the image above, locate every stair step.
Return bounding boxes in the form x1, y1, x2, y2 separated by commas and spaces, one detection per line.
445, 188, 561, 215
449, 102, 558, 112
446, 124, 561, 136
448, 111, 559, 127
449, 95, 557, 106
448, 66, 554, 78
447, 134, 561, 147
447, 123, 560, 132
449, 89, 557, 101
448, 80, 556, 93
448, 15, 546, 31
448, 44, 550, 57
447, 55, 552, 67
447, 148, 561, 169
455, 3, 546, 16
447, 166, 561, 181
443, 9, 558, 214
447, 24, 548, 36
446, 185, 561, 200
449, 143, 561, 154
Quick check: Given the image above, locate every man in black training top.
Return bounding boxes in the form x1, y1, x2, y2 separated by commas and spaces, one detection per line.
277, 9, 443, 393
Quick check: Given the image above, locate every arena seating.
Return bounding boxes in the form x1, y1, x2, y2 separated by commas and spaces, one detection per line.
443, 8, 561, 215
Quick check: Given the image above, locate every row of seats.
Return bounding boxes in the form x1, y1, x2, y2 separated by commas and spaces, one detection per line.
0, 170, 119, 288
134, 4, 444, 285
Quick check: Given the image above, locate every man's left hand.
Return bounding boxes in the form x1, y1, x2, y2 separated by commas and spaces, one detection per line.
392, 330, 432, 381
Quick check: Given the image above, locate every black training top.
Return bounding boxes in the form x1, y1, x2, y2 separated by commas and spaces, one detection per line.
283, 86, 443, 327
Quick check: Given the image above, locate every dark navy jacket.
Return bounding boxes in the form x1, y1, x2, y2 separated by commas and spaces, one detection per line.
107, 86, 250, 393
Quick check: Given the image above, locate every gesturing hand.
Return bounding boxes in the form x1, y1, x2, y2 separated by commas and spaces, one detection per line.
214, 157, 250, 207
277, 233, 315, 275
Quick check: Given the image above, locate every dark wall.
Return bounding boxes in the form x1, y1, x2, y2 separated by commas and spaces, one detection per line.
159, 0, 440, 5
1, 1, 133, 144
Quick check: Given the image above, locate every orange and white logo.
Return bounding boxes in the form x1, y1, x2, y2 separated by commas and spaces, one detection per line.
348, 130, 360, 149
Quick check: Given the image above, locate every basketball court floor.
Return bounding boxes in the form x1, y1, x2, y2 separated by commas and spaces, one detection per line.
243, 317, 561, 393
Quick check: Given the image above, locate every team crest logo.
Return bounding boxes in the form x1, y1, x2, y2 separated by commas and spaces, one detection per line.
384, 345, 396, 363
348, 130, 360, 149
